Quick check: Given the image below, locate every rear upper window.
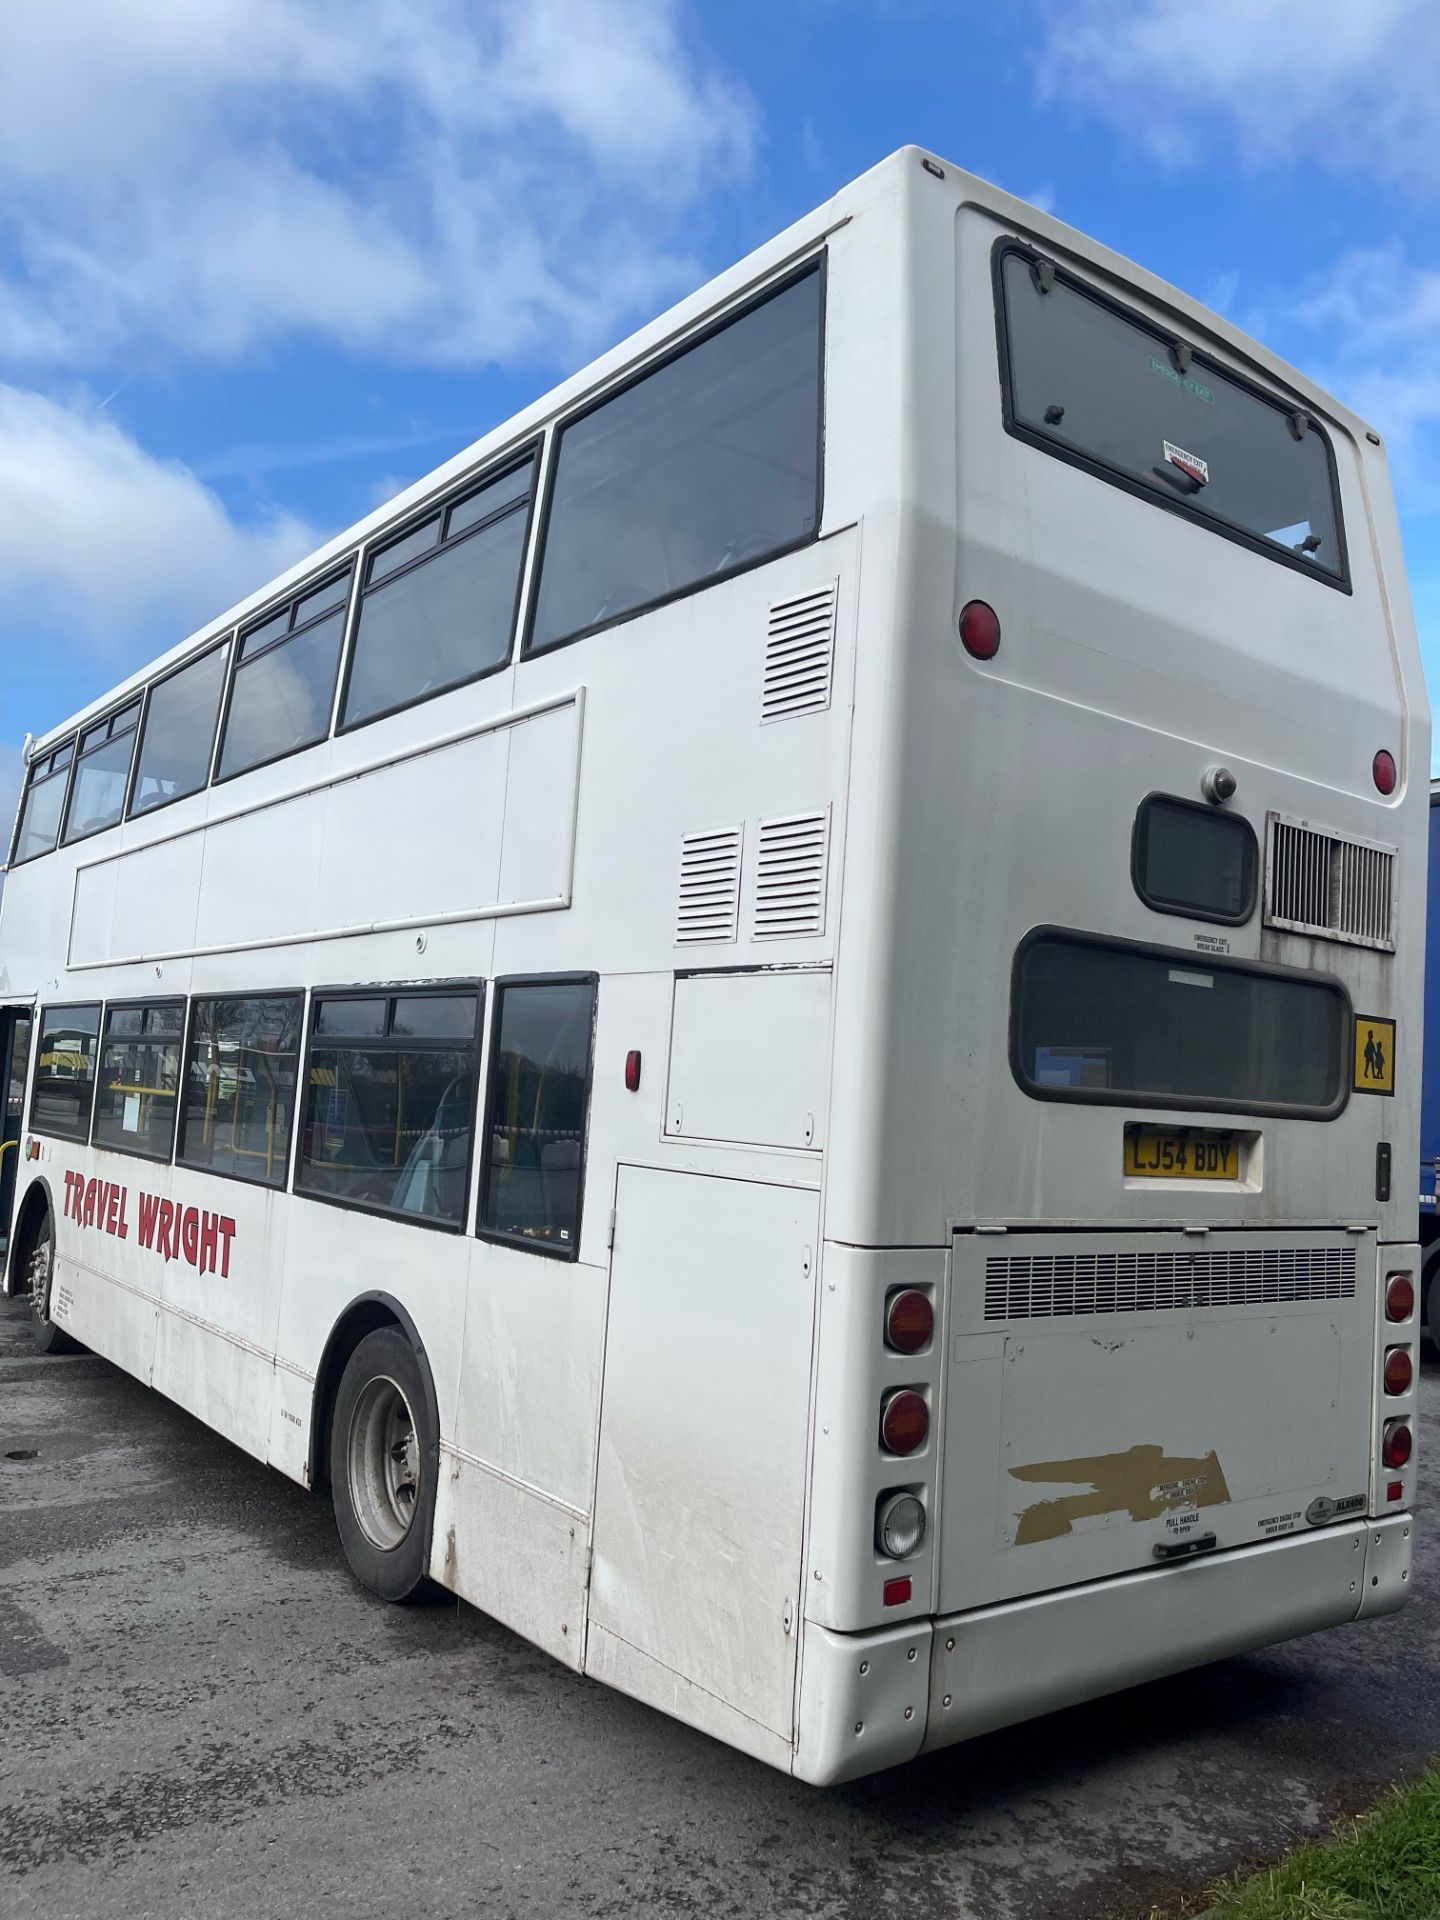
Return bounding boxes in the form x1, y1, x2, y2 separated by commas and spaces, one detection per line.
1012, 931, 1347, 1117
996, 245, 1347, 587
1132, 795, 1257, 925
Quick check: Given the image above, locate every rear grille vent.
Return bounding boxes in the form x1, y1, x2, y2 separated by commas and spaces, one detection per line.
984, 1245, 1356, 1321
761, 584, 837, 722
675, 826, 743, 945
1265, 814, 1396, 951
753, 810, 829, 939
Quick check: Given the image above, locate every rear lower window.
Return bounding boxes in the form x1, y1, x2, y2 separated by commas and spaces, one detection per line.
1012, 932, 1347, 1116
480, 978, 597, 1258
996, 245, 1346, 587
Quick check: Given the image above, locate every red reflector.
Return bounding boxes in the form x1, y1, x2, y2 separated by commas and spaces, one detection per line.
1385, 1272, 1415, 1321
1382, 1420, 1413, 1469
1373, 749, 1397, 794
1388, 1480, 1405, 1502
883, 1576, 912, 1607
1384, 1346, 1413, 1396
885, 1289, 934, 1354
624, 1049, 642, 1092
958, 600, 1001, 660
880, 1389, 929, 1456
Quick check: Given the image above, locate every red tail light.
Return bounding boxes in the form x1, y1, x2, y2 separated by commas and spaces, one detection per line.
882, 1576, 912, 1607
1384, 1347, 1414, 1396
885, 1289, 934, 1354
1385, 1272, 1415, 1321
880, 1389, 929, 1456
1382, 1420, 1413, 1469
1373, 749, 1397, 794
959, 600, 1001, 660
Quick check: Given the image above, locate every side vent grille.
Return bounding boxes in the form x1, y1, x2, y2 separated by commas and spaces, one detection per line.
761, 584, 837, 722
675, 826, 743, 945
753, 811, 829, 939
984, 1244, 1356, 1322
1265, 813, 1396, 951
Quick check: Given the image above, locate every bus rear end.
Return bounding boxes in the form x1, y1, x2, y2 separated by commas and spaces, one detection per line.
796, 156, 1426, 1783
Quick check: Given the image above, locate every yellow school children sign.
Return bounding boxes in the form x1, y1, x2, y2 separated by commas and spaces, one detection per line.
1353, 1015, 1396, 1096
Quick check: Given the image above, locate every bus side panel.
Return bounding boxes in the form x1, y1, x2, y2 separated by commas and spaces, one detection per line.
586, 1166, 818, 1754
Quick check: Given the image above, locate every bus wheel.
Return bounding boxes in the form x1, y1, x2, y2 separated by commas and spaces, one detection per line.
330, 1327, 437, 1603
26, 1210, 78, 1356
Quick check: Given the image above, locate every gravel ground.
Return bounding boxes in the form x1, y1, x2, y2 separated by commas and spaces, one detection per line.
1, 1290, 1436, 1920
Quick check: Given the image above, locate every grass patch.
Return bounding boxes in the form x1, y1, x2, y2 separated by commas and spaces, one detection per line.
1154, 1768, 1440, 1919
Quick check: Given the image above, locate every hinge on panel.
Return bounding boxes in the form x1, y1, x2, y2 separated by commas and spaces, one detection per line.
607, 1208, 617, 1251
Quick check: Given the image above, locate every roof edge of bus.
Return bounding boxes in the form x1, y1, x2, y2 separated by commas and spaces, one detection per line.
25, 143, 1378, 756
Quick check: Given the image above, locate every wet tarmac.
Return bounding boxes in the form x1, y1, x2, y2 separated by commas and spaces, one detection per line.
1, 1291, 1436, 1920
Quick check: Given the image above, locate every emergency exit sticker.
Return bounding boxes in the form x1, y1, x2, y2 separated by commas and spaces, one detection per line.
1353, 1014, 1396, 1096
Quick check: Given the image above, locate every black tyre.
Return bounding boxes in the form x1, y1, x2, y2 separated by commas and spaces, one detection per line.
26, 1209, 79, 1356
330, 1326, 438, 1603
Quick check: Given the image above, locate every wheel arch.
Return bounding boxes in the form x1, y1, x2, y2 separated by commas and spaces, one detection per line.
308, 1291, 441, 1492
5, 1175, 56, 1297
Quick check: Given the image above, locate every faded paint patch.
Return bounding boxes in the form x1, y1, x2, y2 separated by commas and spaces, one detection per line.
1009, 1444, 1231, 1545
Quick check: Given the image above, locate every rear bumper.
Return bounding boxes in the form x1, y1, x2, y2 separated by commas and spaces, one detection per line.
794, 1513, 1412, 1784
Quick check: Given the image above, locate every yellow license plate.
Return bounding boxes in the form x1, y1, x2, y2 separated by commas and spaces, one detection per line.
1124, 1126, 1241, 1180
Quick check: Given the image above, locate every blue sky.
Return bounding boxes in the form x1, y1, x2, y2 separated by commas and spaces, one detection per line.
4, 0, 1439, 834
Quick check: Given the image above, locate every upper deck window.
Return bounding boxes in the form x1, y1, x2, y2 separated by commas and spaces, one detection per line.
341, 454, 535, 730
62, 701, 142, 845
528, 264, 823, 654
217, 566, 353, 781
130, 639, 230, 817
995, 245, 1347, 588
11, 741, 74, 864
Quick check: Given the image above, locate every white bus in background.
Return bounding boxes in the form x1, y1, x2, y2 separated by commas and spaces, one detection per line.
0, 148, 1425, 1785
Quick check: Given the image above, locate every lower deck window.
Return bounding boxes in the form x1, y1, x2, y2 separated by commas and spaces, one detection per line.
179, 994, 302, 1188
30, 1003, 101, 1142
297, 989, 480, 1228
93, 1002, 185, 1158
480, 978, 597, 1257
1012, 931, 1347, 1116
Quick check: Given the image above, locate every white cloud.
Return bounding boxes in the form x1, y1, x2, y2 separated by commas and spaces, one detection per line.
1035, 0, 1440, 195
0, 386, 320, 654
0, 0, 757, 373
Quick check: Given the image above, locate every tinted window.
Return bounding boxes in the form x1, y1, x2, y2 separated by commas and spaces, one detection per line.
1013, 933, 1346, 1115
30, 1004, 101, 1141
179, 994, 302, 1188
343, 457, 534, 729
93, 1002, 184, 1159
130, 641, 230, 816
12, 752, 71, 863
529, 268, 823, 652
298, 991, 480, 1227
1133, 797, 1257, 924
999, 249, 1345, 583
480, 979, 596, 1256
217, 570, 352, 780
63, 703, 142, 844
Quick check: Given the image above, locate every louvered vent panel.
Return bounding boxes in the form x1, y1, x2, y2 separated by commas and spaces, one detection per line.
1266, 814, 1395, 951
753, 811, 829, 939
761, 584, 837, 722
984, 1244, 1356, 1322
675, 826, 742, 945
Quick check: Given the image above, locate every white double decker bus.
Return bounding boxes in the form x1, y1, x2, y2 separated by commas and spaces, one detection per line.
0, 149, 1425, 1784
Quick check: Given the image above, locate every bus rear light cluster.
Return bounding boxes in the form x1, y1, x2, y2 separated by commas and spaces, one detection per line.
880, 1389, 929, 1456
1382, 1421, 1413, 1470
884, 1288, 934, 1354
1373, 749, 1397, 795
1385, 1272, 1415, 1321
876, 1491, 926, 1560
1383, 1347, 1414, 1397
